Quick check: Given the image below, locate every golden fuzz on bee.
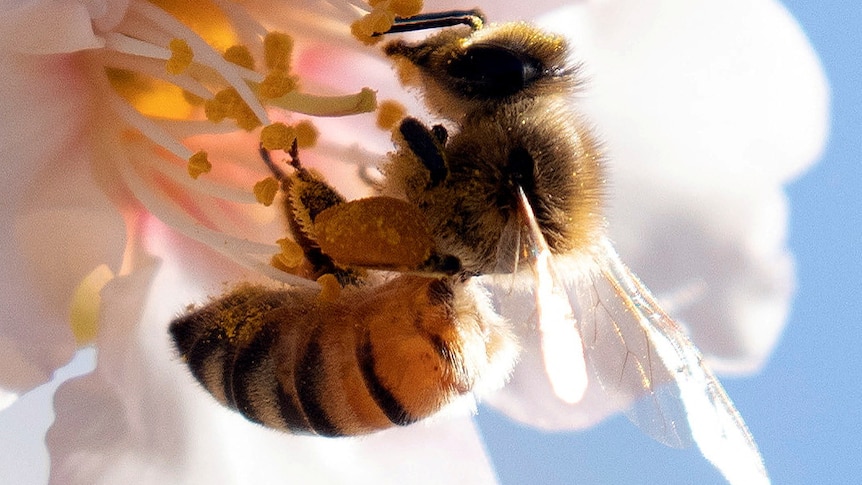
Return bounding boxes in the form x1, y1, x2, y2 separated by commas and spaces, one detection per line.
172, 17, 600, 436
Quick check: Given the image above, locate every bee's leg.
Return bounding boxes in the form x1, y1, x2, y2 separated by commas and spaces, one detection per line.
260, 141, 359, 285
431, 124, 448, 145
417, 252, 462, 276
399, 117, 448, 187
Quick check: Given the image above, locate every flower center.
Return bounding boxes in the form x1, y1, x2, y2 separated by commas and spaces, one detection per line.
92, 0, 412, 286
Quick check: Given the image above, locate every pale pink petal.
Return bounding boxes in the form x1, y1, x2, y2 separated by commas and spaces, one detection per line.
487, 0, 827, 429
0, 46, 126, 394
0, 0, 105, 54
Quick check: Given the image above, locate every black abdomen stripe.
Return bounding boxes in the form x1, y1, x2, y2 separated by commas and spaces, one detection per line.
229, 326, 276, 425
356, 328, 417, 427
295, 333, 344, 437
229, 325, 315, 433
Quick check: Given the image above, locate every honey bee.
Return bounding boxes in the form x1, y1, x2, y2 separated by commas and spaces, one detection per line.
170, 10, 768, 484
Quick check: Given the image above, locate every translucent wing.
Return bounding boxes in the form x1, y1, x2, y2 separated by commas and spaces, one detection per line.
574, 237, 769, 485
515, 188, 588, 404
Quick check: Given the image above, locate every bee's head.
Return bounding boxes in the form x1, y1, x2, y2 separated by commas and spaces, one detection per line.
384, 22, 577, 117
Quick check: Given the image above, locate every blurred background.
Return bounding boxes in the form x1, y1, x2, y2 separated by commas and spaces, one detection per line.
478, 1, 862, 484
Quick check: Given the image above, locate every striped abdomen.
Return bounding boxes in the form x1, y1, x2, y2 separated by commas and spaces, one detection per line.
169, 275, 516, 436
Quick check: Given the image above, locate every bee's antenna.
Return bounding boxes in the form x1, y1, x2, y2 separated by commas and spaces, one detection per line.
375, 9, 485, 36
259, 145, 286, 181
286, 138, 300, 169
260, 139, 302, 181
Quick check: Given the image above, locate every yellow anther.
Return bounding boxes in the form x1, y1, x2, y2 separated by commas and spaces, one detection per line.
368, 9, 396, 35
386, 0, 423, 18
264, 32, 294, 72
351, 8, 396, 45
316, 273, 341, 303
350, 20, 380, 45
69, 264, 115, 346
254, 176, 280, 206
258, 71, 298, 99
204, 88, 261, 130
223, 44, 255, 70
273, 238, 305, 270
167, 38, 194, 75
187, 151, 212, 179
260, 122, 297, 151
204, 88, 241, 123
183, 90, 205, 106
376, 99, 406, 130
235, 108, 262, 131
295, 120, 319, 148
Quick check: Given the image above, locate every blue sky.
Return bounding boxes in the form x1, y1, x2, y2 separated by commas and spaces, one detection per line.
479, 1, 862, 483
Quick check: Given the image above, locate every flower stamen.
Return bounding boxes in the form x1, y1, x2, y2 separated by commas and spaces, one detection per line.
96, 0, 384, 286
166, 38, 194, 75
187, 151, 212, 179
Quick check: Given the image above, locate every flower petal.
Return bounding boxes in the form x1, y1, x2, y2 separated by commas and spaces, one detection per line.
0, 0, 105, 54
0, 47, 126, 393
542, 0, 827, 369
487, 0, 827, 429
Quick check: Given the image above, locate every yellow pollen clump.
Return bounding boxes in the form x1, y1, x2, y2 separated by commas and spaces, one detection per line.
351, 8, 395, 45
187, 151, 212, 179
258, 71, 298, 99
204, 88, 261, 130
376, 99, 406, 130
182, 90, 205, 106
317, 273, 341, 303
264, 32, 294, 72
254, 176, 280, 206
260, 122, 297, 151
295, 120, 319, 148
166, 38, 194, 75
272, 238, 305, 270
223, 44, 255, 70
350, 21, 380, 45
69, 264, 115, 346
368, 9, 396, 34
375, 0, 423, 18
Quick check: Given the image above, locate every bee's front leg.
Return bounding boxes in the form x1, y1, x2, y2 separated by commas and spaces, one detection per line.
398, 117, 449, 188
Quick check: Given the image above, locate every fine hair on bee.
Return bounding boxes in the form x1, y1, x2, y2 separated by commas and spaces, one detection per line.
169, 8, 598, 438
381, 15, 605, 274
170, 13, 769, 484
172, 143, 517, 436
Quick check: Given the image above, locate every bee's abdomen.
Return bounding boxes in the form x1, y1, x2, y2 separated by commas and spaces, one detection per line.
169, 286, 318, 433
169, 277, 508, 436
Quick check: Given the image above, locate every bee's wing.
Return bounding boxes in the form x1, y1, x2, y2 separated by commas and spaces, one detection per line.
514, 188, 589, 404
574, 237, 769, 485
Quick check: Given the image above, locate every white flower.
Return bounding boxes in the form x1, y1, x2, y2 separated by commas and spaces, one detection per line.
0, 0, 826, 484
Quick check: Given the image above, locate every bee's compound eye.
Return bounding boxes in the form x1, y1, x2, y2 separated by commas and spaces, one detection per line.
447, 45, 540, 98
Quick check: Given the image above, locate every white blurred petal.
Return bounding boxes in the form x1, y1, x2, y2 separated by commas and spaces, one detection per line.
0, 0, 106, 54
0, 40, 126, 394
487, 0, 827, 429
